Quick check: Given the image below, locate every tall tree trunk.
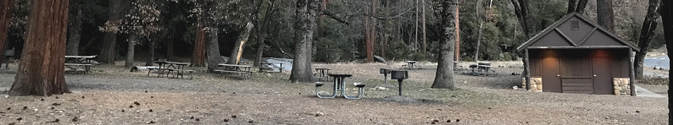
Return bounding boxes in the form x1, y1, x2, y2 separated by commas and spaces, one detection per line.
145, 39, 155, 66
422, 0, 427, 55
167, 35, 175, 60
510, 0, 530, 38
575, 0, 588, 13
125, 34, 137, 67
510, 0, 532, 90
365, 15, 371, 61
10, 0, 71, 96
454, 5, 460, 61
597, 0, 615, 33
99, 0, 131, 64
474, 0, 483, 62
66, 0, 82, 55
254, 35, 266, 66
371, 0, 377, 62
660, 0, 673, 123
228, 22, 254, 64
0, 0, 12, 64
192, 23, 206, 67
254, 0, 277, 67
201, 0, 223, 72
414, 0, 419, 52
206, 27, 222, 72
634, 0, 660, 80
567, 0, 578, 13
366, 0, 377, 62
567, 0, 588, 14
431, 0, 457, 89
290, 0, 318, 83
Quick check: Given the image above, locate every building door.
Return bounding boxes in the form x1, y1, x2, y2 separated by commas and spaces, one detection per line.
592, 57, 613, 94
541, 57, 561, 93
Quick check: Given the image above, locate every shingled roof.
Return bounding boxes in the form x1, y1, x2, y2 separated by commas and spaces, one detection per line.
516, 12, 639, 52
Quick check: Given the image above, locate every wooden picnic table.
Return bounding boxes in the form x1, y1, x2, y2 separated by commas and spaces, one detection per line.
216, 63, 254, 79
148, 61, 193, 79
259, 62, 283, 72
64, 55, 96, 73
218, 63, 253, 72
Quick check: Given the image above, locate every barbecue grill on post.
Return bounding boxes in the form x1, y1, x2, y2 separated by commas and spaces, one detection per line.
390, 70, 408, 96
379, 68, 391, 84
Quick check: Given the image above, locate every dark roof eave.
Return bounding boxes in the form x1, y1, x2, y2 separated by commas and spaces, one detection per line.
525, 46, 633, 49
516, 12, 641, 52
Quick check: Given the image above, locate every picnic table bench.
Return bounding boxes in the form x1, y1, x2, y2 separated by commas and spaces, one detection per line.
315, 68, 330, 81
216, 63, 253, 79
315, 73, 366, 99
146, 61, 193, 79
259, 62, 283, 72
64, 55, 96, 73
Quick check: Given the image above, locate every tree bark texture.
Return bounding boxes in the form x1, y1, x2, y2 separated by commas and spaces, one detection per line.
290, 0, 318, 83
454, 5, 460, 61
201, 0, 223, 72
369, 0, 377, 62
575, 0, 588, 14
0, 0, 12, 64
228, 22, 254, 65
254, 35, 266, 66
422, 0, 427, 55
191, 23, 206, 67
510, 0, 531, 88
125, 34, 137, 67
567, 0, 577, 13
634, 0, 660, 80
431, 0, 457, 89
658, 1, 673, 122
145, 39, 155, 66
10, 0, 71, 96
567, 0, 589, 14
510, 0, 530, 38
167, 35, 175, 60
66, 0, 82, 55
414, 0, 419, 52
206, 27, 222, 72
98, 0, 131, 64
597, 0, 615, 33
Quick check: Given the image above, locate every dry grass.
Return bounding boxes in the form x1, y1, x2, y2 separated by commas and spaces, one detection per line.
0, 61, 667, 124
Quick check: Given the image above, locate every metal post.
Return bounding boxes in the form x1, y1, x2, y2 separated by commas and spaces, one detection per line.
384, 74, 388, 84
398, 79, 403, 96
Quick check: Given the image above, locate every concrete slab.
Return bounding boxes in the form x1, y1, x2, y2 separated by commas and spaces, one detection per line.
635, 85, 666, 98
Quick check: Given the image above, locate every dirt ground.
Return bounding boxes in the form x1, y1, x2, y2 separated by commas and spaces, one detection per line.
0, 61, 667, 124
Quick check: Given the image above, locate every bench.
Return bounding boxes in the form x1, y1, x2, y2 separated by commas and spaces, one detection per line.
64, 63, 92, 73
259, 63, 283, 73
214, 70, 252, 79
314, 82, 366, 99
147, 67, 173, 78
170, 69, 194, 80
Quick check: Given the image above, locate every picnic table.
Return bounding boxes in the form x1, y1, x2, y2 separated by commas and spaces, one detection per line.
259, 62, 283, 72
148, 61, 193, 79
215, 63, 254, 79
467, 62, 495, 76
314, 74, 365, 99
3, 48, 13, 70
405, 61, 417, 70
64, 55, 96, 73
